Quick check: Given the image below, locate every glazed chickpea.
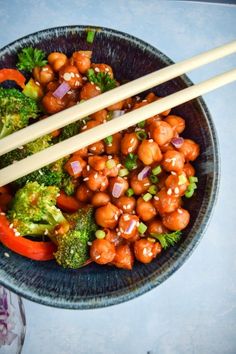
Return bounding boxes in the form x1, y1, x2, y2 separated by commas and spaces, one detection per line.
81, 119, 101, 132
138, 139, 162, 165
165, 172, 189, 196
91, 192, 111, 207
146, 115, 161, 126
73, 147, 88, 158
95, 203, 120, 228
64, 156, 86, 178
183, 163, 195, 177
162, 150, 185, 172
147, 219, 169, 235
160, 142, 175, 153
113, 196, 136, 214
164, 115, 185, 134
112, 244, 134, 270
48, 52, 68, 72
75, 183, 93, 203
33, 64, 55, 85
162, 208, 190, 231
132, 101, 148, 110
145, 92, 156, 103
104, 228, 123, 246
85, 170, 108, 192
153, 189, 180, 214
88, 155, 107, 171
59, 65, 83, 89
91, 63, 114, 78
136, 197, 157, 222
46, 81, 59, 92
134, 239, 162, 264
41, 91, 68, 114
90, 239, 116, 265
118, 214, 139, 240
121, 133, 139, 155
130, 174, 151, 195
72, 50, 91, 74
80, 82, 101, 100
177, 139, 200, 161
109, 176, 129, 197
107, 100, 124, 111
91, 109, 108, 122
105, 133, 122, 155
88, 141, 105, 155
150, 121, 174, 146
123, 97, 133, 109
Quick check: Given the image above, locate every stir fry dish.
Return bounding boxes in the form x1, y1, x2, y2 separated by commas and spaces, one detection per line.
0, 33, 200, 270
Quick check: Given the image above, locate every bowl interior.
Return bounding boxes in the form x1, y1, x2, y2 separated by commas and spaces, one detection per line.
0, 26, 219, 309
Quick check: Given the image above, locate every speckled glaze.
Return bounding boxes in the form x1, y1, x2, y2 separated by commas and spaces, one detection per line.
0, 26, 219, 309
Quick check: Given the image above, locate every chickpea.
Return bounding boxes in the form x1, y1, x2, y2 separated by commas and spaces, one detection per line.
164, 172, 189, 196
85, 169, 108, 192
80, 82, 102, 100
153, 188, 180, 214
146, 115, 161, 126
136, 197, 157, 222
59, 65, 83, 89
91, 109, 108, 122
145, 92, 156, 103
104, 228, 123, 246
183, 163, 195, 177
150, 121, 174, 146
107, 100, 124, 111
113, 196, 136, 214
81, 119, 101, 132
95, 203, 120, 228
147, 219, 169, 235
134, 239, 162, 264
121, 133, 139, 155
88, 155, 107, 171
112, 244, 134, 270
91, 63, 114, 78
88, 141, 105, 155
90, 239, 116, 265
123, 97, 133, 109
162, 150, 185, 172
177, 139, 200, 161
130, 174, 151, 195
105, 133, 122, 155
118, 214, 139, 240
75, 183, 92, 203
160, 142, 175, 153
109, 176, 129, 197
48, 52, 68, 72
41, 91, 68, 114
64, 156, 86, 178
46, 81, 59, 92
132, 101, 148, 110
73, 147, 88, 158
162, 208, 190, 231
164, 115, 185, 134
33, 64, 55, 85
91, 192, 111, 207
71, 51, 91, 74
138, 139, 162, 165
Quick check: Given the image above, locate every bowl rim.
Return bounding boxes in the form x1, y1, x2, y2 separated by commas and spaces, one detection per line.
0, 25, 220, 309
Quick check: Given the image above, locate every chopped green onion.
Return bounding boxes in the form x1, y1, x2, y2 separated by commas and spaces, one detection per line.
138, 222, 147, 234
118, 168, 129, 177
148, 185, 158, 195
184, 188, 195, 198
137, 121, 146, 128
106, 159, 116, 169
104, 135, 113, 145
95, 230, 106, 239
136, 130, 147, 141
124, 153, 138, 171
191, 182, 197, 190
178, 174, 188, 185
126, 188, 134, 197
150, 175, 159, 183
189, 176, 198, 183
143, 193, 152, 202
86, 30, 95, 44
152, 165, 162, 175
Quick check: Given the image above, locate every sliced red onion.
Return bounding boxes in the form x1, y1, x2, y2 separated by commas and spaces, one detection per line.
125, 219, 137, 234
112, 183, 123, 198
52, 81, 71, 99
111, 110, 125, 119
70, 160, 82, 175
171, 137, 184, 148
138, 166, 151, 180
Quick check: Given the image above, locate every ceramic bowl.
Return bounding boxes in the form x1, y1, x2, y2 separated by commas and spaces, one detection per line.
0, 26, 219, 309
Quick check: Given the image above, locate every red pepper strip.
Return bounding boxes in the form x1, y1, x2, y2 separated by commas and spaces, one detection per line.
0, 214, 56, 261
0, 69, 26, 89
57, 192, 83, 213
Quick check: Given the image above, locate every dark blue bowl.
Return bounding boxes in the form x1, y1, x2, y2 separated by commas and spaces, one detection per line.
0, 26, 219, 309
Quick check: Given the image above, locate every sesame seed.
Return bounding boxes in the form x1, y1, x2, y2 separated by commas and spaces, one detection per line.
171, 158, 176, 166
67, 91, 72, 95
154, 196, 159, 201
81, 125, 87, 130
86, 165, 90, 171
9, 223, 13, 229
0, 212, 6, 215
94, 173, 98, 179
44, 229, 49, 235
105, 67, 109, 72
75, 73, 80, 78
90, 147, 96, 151
82, 76, 88, 81
95, 255, 101, 260
4, 252, 10, 258
63, 73, 72, 81
15, 232, 21, 237
95, 86, 101, 91
136, 96, 140, 101
128, 147, 133, 153
87, 241, 92, 246
178, 208, 183, 214
144, 183, 150, 187
124, 215, 130, 221
117, 164, 121, 168
70, 72, 75, 78
149, 139, 154, 143
101, 182, 106, 186
83, 177, 89, 181
126, 205, 131, 209
75, 81, 81, 86
123, 205, 127, 210
42, 67, 49, 71
38, 169, 43, 175
35, 81, 40, 86
174, 187, 180, 194
18, 146, 24, 150
171, 171, 177, 175
167, 188, 172, 195
91, 81, 95, 85
114, 215, 118, 221
142, 99, 147, 102
94, 67, 100, 72
165, 158, 172, 163
108, 155, 112, 160
117, 232, 121, 236
130, 138, 135, 144
136, 221, 140, 227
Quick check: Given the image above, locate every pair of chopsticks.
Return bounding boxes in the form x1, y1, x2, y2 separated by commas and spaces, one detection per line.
0, 40, 236, 187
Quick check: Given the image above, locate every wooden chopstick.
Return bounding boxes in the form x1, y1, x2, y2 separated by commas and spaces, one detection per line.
0, 40, 236, 156
0, 67, 236, 187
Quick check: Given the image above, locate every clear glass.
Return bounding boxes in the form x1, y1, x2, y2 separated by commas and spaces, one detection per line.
0, 286, 26, 354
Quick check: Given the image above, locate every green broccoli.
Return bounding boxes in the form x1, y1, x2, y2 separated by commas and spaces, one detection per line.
8, 182, 68, 236
0, 87, 39, 139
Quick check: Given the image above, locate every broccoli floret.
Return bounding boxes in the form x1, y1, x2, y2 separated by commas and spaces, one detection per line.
8, 182, 68, 236
59, 122, 82, 141
0, 87, 39, 138
54, 207, 97, 269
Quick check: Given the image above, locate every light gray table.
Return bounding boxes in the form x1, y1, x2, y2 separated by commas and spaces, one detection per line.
1, 1, 236, 353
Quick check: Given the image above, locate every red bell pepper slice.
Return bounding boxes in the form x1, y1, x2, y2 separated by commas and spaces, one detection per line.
57, 192, 83, 213
0, 69, 26, 89
0, 213, 56, 261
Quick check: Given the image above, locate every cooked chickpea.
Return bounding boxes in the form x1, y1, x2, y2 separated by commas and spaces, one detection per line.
162, 150, 185, 172
123, 97, 133, 109
105, 133, 122, 155
91, 109, 108, 122
164, 115, 185, 134
130, 174, 151, 195
177, 139, 200, 161
112, 244, 134, 270
162, 208, 190, 231
73, 147, 88, 158
104, 228, 123, 246
145, 92, 156, 103
121, 133, 139, 155
91, 192, 111, 207
75, 183, 93, 203
41, 91, 68, 114
90, 239, 116, 264
80, 82, 102, 100
107, 100, 124, 111
118, 214, 139, 239
33, 64, 55, 85
164, 172, 189, 196
88, 141, 105, 155
153, 188, 180, 214
109, 176, 129, 197
59, 65, 83, 89
91, 63, 114, 78
85, 169, 108, 192
138, 139, 162, 165
72, 51, 91, 74
88, 155, 107, 171
64, 156, 86, 178
150, 121, 174, 146
48, 52, 68, 71
183, 163, 195, 177
136, 197, 157, 222
113, 196, 136, 214
134, 239, 162, 264
160, 142, 175, 153
147, 219, 169, 235
95, 203, 120, 228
